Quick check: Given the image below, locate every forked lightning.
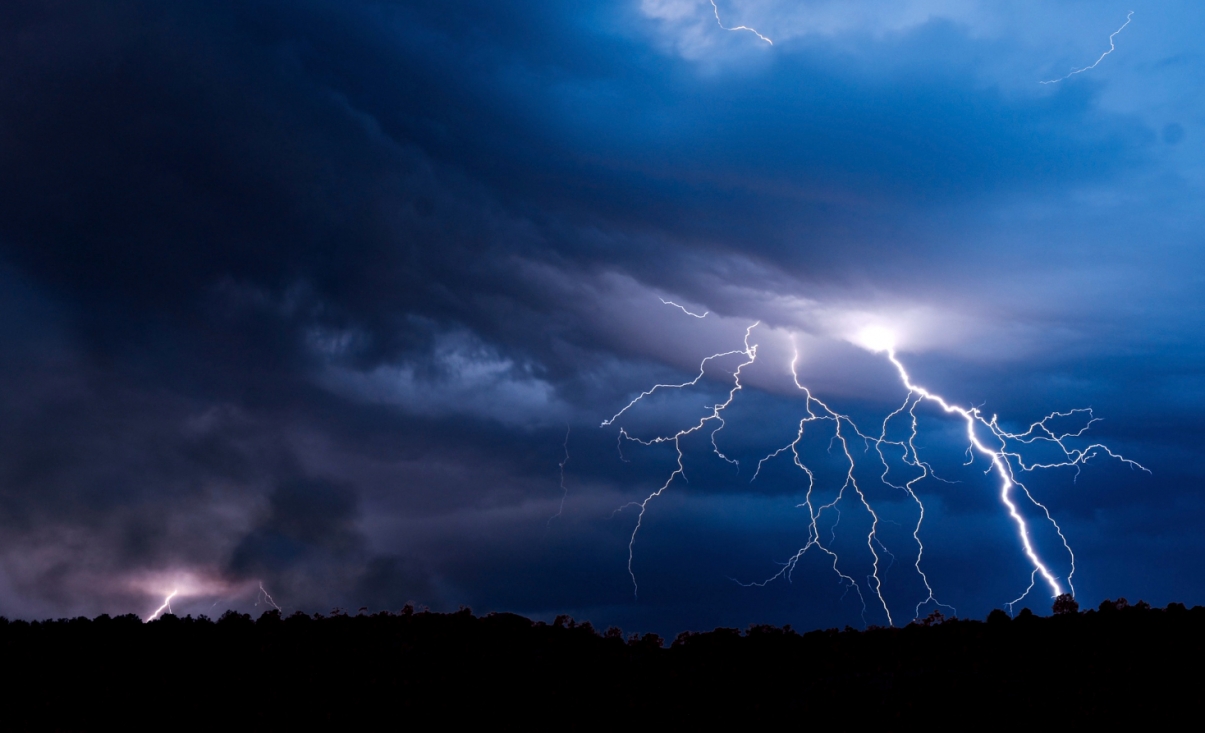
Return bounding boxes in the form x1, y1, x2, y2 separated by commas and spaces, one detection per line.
603, 315, 1147, 622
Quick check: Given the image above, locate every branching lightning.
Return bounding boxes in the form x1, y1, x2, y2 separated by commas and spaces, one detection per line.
709, 0, 773, 45
603, 320, 1148, 623
603, 323, 759, 597
1040, 11, 1133, 84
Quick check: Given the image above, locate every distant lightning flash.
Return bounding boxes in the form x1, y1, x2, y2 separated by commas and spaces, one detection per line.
146, 589, 178, 622
604, 321, 1147, 623
1040, 11, 1133, 84
709, 0, 773, 45
548, 425, 572, 525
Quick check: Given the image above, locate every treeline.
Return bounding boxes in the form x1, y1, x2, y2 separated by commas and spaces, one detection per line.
1, 598, 1200, 728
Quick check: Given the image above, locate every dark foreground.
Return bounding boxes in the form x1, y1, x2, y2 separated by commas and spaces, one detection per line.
2, 599, 1198, 729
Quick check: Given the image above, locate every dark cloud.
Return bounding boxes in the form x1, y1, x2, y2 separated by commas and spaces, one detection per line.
230, 477, 364, 572
228, 476, 433, 610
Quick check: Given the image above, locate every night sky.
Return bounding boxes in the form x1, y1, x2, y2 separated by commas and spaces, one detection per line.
0, 0, 1200, 635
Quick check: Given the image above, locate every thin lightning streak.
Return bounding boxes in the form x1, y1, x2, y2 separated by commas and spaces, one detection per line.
1040, 11, 1133, 84
709, 0, 773, 45
146, 589, 178, 622
660, 298, 708, 318
548, 426, 571, 525
744, 348, 894, 625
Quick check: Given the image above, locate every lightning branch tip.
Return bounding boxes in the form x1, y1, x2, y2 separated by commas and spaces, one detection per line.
659, 298, 708, 318
1040, 11, 1133, 84
709, 0, 773, 45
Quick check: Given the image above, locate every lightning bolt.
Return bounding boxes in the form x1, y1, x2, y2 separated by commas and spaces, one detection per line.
146, 589, 178, 621
659, 298, 708, 318
709, 0, 773, 45
604, 321, 1148, 623
1040, 11, 1133, 84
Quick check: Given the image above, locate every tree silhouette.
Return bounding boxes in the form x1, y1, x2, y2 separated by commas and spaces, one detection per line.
0, 600, 1199, 726
1052, 593, 1080, 615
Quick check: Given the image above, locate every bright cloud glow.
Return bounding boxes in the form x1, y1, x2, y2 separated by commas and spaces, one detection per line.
855, 325, 898, 352
130, 570, 244, 620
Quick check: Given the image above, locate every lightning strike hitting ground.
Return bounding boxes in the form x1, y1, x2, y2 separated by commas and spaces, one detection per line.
1040, 11, 1133, 84
603, 322, 1148, 623
659, 298, 708, 318
146, 589, 178, 621
709, 0, 773, 45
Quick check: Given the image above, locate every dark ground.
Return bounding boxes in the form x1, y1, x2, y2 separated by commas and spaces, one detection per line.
1, 597, 1196, 729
